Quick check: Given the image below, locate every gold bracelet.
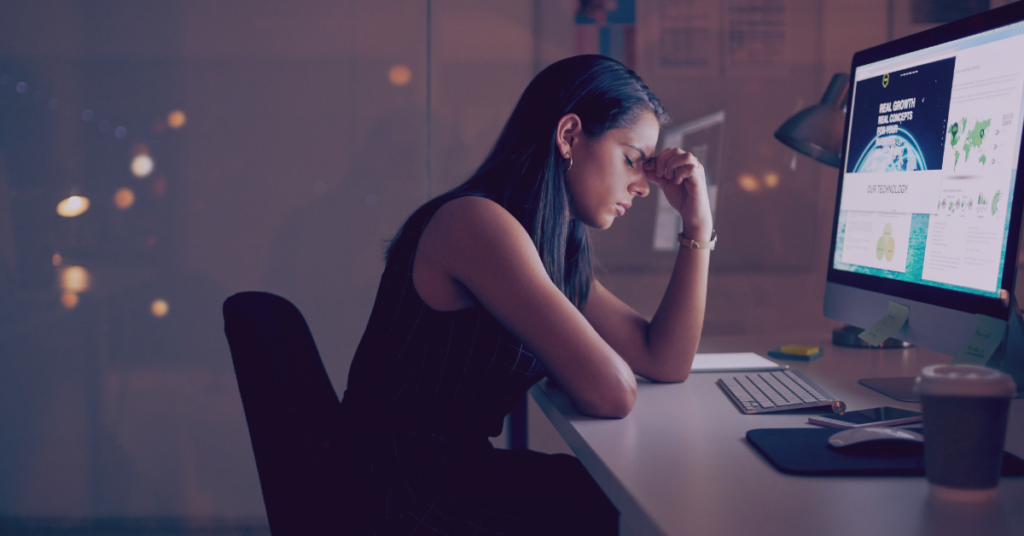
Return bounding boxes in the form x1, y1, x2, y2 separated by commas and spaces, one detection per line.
677, 229, 716, 250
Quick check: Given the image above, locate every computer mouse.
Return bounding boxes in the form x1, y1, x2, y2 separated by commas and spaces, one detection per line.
827, 426, 924, 448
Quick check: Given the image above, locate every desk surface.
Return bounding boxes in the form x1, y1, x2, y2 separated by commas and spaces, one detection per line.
529, 334, 1024, 536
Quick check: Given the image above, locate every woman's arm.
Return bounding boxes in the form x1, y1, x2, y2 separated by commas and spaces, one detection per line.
581, 252, 707, 383
582, 149, 713, 383
415, 196, 638, 418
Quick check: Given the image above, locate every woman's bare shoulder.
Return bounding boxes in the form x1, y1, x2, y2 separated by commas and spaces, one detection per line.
414, 195, 539, 310
428, 196, 530, 246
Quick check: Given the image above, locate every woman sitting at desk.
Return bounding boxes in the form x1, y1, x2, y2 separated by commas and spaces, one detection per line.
339, 55, 713, 535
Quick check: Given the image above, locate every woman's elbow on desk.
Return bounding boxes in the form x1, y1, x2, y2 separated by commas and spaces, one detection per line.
643, 369, 691, 384
629, 354, 693, 384
573, 383, 638, 419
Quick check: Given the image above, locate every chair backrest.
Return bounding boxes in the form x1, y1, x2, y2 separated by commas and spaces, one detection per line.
223, 291, 347, 535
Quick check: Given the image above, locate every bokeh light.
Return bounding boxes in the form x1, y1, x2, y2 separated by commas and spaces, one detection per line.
61, 292, 79, 309
388, 64, 412, 86
131, 154, 154, 178
151, 176, 167, 197
60, 266, 90, 293
738, 174, 761, 193
114, 187, 135, 209
52, 253, 62, 266
151, 299, 169, 317
114, 126, 127, 138
167, 110, 187, 129
57, 196, 90, 217
763, 172, 780, 189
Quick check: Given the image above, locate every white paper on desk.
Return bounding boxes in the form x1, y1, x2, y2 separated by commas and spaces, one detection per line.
690, 352, 787, 372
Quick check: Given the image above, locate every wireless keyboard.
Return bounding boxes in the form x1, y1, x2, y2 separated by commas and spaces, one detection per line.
717, 370, 847, 414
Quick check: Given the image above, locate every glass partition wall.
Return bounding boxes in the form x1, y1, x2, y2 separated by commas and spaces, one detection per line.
2, 0, 1014, 527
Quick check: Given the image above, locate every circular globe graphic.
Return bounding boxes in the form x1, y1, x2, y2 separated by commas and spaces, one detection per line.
852, 129, 928, 173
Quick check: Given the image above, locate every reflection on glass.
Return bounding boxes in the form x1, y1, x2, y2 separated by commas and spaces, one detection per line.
167, 110, 186, 129
151, 298, 169, 318
57, 196, 90, 217
114, 187, 135, 209
389, 64, 412, 86
61, 266, 90, 293
131, 154, 154, 178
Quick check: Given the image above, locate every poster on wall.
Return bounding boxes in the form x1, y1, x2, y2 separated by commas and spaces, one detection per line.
653, 0, 721, 77
722, 0, 790, 76
575, 0, 637, 69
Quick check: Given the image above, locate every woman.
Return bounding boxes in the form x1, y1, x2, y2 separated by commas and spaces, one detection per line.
339, 55, 713, 534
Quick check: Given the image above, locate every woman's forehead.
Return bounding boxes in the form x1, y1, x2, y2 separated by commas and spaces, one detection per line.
607, 112, 659, 155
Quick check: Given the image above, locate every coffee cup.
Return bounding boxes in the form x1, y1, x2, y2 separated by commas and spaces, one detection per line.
913, 364, 1016, 501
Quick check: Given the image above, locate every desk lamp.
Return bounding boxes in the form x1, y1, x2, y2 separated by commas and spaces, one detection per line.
774, 72, 909, 349
773, 73, 848, 168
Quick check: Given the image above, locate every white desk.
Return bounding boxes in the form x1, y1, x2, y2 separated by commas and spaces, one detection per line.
529, 334, 1024, 536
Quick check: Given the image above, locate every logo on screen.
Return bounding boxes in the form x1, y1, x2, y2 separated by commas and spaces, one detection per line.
882, 73, 889, 88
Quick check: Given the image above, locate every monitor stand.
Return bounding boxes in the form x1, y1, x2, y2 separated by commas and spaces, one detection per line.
859, 377, 919, 402
833, 325, 912, 348
857, 296, 1024, 403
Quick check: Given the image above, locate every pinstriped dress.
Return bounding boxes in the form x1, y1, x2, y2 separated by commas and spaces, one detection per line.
339, 196, 618, 535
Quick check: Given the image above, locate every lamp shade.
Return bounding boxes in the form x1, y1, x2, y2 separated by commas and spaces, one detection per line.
774, 73, 849, 168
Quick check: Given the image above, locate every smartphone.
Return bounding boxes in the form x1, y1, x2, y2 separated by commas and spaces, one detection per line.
807, 406, 922, 428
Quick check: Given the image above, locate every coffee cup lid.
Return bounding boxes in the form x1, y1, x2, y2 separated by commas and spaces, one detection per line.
913, 365, 1017, 398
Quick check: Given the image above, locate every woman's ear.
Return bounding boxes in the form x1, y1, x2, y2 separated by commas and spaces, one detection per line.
555, 113, 582, 159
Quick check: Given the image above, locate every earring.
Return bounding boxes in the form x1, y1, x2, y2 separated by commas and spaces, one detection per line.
565, 155, 573, 172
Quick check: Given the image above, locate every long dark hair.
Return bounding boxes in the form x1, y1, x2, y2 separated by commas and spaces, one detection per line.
389, 55, 667, 309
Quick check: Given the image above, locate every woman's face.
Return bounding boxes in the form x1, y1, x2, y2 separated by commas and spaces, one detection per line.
565, 110, 659, 230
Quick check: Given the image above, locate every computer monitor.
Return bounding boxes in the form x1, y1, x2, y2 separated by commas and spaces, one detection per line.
824, 2, 1024, 393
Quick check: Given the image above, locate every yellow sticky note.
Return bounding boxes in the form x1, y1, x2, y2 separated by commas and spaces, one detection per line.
780, 344, 820, 356
858, 301, 910, 346
952, 314, 1006, 366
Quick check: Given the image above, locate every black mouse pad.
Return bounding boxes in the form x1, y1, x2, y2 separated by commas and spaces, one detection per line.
746, 428, 1024, 476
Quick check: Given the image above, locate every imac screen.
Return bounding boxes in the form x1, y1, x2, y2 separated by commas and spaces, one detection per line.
832, 19, 1024, 300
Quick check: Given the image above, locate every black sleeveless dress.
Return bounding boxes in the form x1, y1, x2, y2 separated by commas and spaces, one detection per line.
338, 196, 618, 535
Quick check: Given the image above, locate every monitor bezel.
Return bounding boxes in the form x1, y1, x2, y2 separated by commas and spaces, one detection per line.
826, 1, 1024, 321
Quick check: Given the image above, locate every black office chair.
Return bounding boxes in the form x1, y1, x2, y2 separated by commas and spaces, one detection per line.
223, 291, 362, 535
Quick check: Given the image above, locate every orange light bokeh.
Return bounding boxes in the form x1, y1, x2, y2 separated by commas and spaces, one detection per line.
388, 64, 412, 86
60, 265, 90, 293
738, 174, 761, 193
114, 187, 135, 209
167, 110, 187, 129
61, 292, 79, 309
57, 196, 90, 217
151, 299, 169, 317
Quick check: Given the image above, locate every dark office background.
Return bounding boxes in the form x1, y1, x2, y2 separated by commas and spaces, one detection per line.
0, 0, 1016, 533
